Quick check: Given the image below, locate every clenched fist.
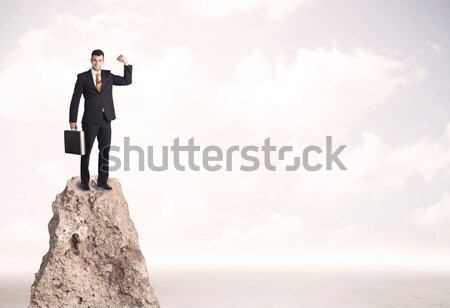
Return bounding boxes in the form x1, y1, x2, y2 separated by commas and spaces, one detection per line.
117, 55, 129, 66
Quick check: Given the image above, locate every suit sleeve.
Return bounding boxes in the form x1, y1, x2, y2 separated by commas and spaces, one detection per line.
69, 74, 83, 123
112, 64, 133, 86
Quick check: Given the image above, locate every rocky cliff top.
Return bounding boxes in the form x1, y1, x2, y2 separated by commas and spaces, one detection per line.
29, 176, 159, 308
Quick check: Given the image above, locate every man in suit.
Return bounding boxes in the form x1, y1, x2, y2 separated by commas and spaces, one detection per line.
69, 49, 132, 191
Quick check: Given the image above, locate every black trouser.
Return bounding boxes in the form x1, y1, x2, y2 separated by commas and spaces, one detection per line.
81, 112, 111, 185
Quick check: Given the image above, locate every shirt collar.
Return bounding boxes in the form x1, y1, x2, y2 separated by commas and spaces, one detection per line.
91, 68, 101, 77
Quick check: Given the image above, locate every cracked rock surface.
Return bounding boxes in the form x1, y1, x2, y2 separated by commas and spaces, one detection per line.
29, 176, 159, 308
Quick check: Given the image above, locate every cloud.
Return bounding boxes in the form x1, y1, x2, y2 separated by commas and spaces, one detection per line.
327, 225, 358, 243
11, 8, 148, 61
212, 48, 414, 137
412, 193, 450, 229
289, 122, 450, 209
361, 123, 450, 185
218, 212, 304, 250
426, 40, 441, 52
181, 0, 314, 20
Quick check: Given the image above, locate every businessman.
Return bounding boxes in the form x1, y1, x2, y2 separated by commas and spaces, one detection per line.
69, 49, 132, 191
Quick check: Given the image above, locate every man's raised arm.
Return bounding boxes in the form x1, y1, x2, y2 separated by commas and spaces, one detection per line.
113, 54, 132, 86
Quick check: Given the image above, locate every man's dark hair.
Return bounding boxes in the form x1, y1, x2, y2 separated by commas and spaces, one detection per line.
91, 49, 104, 58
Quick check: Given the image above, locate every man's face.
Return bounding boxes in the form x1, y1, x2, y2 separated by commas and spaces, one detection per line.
91, 55, 104, 71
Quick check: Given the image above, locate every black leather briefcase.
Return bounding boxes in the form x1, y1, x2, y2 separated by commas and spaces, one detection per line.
64, 130, 86, 155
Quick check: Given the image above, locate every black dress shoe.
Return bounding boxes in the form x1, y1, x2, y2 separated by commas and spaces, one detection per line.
81, 183, 90, 191
97, 182, 112, 190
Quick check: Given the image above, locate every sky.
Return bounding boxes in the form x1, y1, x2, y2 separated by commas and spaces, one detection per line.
0, 0, 449, 272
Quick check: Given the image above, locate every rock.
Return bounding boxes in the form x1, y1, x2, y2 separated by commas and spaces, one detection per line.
29, 176, 160, 308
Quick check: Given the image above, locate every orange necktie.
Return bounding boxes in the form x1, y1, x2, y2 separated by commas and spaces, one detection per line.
96, 72, 102, 92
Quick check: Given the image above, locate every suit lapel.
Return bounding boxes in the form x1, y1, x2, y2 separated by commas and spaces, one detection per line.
100, 70, 108, 92
86, 69, 98, 92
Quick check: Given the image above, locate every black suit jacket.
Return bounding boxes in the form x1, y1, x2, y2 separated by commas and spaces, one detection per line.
69, 65, 133, 124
